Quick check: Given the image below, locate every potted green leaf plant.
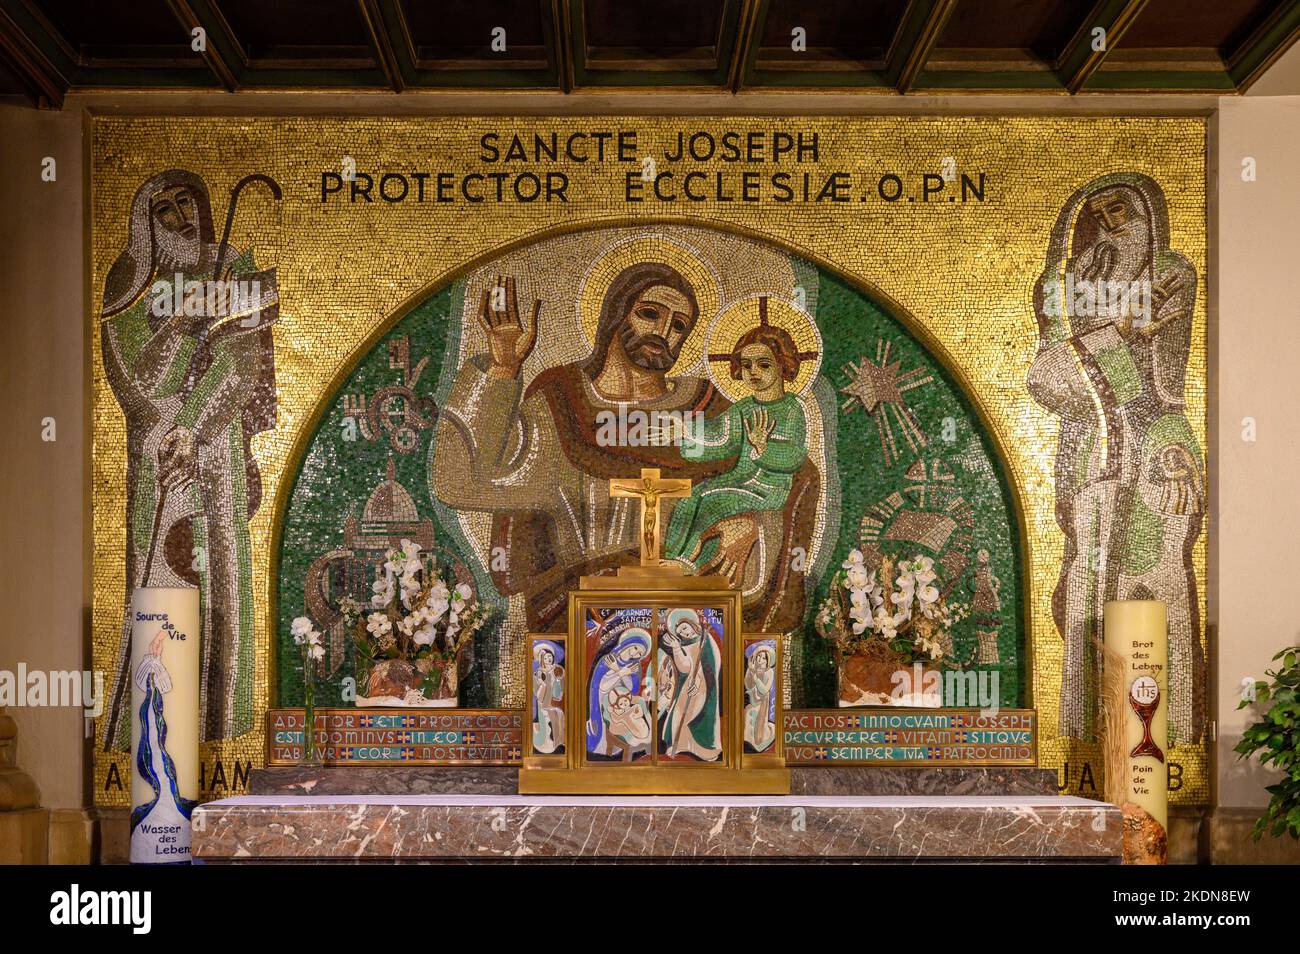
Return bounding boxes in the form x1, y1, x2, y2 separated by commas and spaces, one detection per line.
1236, 645, 1300, 840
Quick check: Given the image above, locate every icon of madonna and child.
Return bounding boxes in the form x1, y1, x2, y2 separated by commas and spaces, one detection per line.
585, 607, 726, 763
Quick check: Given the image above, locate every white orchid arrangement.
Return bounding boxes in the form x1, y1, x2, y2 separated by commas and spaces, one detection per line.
291, 615, 326, 662
817, 549, 969, 666
343, 538, 487, 695
289, 615, 328, 762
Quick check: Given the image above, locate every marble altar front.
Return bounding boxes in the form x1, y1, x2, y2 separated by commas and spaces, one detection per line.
192, 788, 1120, 863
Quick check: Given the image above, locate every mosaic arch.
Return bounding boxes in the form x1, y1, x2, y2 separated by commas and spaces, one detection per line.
271, 224, 1027, 712
89, 115, 1207, 808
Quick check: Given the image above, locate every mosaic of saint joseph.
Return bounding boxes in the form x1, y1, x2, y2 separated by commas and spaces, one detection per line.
432, 262, 820, 633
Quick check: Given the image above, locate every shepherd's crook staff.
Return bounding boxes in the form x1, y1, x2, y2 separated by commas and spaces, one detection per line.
212, 173, 282, 281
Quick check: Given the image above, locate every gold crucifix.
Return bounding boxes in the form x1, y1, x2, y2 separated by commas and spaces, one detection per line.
609, 468, 692, 567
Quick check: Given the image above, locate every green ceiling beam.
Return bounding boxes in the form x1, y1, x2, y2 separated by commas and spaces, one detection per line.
357, 0, 404, 92
885, 0, 957, 94
1080, 70, 1237, 93
1228, 0, 1300, 92
1056, 0, 1148, 94
553, 0, 572, 93
728, 0, 761, 91
165, 0, 239, 91
908, 70, 1065, 93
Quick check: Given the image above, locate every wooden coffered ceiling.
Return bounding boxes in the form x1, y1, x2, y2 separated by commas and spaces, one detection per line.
1, 0, 1298, 107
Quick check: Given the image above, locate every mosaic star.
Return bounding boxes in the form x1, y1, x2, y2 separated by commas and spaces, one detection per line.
840, 355, 904, 413
839, 339, 933, 466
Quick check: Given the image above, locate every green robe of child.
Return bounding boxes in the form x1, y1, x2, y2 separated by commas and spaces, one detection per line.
665, 392, 807, 570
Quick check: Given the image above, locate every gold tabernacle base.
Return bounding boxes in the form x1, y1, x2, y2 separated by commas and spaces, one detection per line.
580, 562, 717, 588
521, 546, 790, 795
519, 766, 791, 795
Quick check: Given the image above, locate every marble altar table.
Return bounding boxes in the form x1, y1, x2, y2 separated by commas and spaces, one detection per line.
191, 792, 1121, 863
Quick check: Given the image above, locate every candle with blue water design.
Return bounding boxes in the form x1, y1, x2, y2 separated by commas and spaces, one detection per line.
130, 586, 199, 864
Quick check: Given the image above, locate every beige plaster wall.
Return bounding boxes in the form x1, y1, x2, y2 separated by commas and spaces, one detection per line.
1212, 94, 1300, 809
0, 102, 88, 810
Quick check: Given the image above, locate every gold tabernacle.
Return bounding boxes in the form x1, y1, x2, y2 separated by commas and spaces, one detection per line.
519, 471, 789, 794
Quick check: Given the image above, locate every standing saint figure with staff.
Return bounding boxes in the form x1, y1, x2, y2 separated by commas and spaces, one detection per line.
101, 169, 281, 750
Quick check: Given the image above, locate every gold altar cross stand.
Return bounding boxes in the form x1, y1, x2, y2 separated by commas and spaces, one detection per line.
609, 468, 692, 569
587, 467, 712, 589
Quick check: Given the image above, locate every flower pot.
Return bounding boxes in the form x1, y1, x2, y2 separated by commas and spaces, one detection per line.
356, 656, 460, 707
837, 647, 943, 708
417, 655, 460, 707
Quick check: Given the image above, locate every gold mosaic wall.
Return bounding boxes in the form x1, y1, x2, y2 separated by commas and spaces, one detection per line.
90, 116, 1207, 806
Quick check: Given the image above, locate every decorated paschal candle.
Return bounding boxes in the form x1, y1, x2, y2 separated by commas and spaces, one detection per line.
130, 587, 200, 864
1104, 599, 1169, 865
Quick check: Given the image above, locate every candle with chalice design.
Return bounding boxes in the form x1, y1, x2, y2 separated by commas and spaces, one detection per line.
1103, 600, 1169, 865
1128, 675, 1164, 762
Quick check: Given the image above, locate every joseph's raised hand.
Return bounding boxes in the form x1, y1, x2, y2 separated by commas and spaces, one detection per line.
477, 275, 541, 380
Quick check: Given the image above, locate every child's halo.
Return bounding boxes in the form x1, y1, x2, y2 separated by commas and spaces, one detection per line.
704, 295, 821, 401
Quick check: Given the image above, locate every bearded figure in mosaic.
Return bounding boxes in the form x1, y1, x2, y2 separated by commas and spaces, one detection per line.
1028, 172, 1204, 744
101, 169, 278, 749
431, 262, 818, 638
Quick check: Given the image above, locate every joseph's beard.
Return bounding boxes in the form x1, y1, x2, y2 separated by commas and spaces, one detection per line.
155, 228, 204, 271
619, 327, 677, 371
1086, 237, 1148, 286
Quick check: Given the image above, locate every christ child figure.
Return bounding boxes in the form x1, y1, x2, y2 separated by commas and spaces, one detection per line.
606, 687, 651, 747
661, 321, 810, 577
